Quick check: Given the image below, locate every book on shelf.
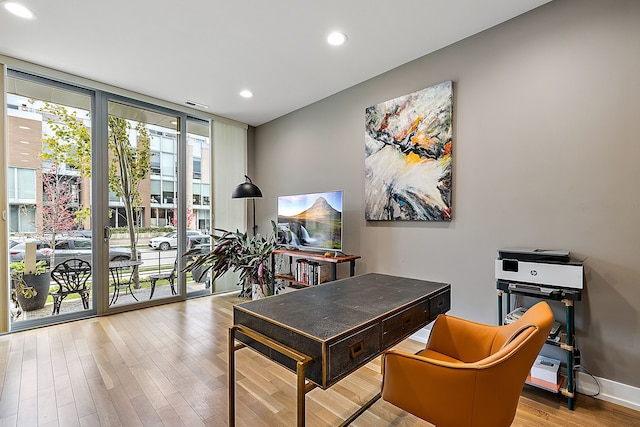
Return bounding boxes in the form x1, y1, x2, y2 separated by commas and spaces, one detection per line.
293, 259, 328, 285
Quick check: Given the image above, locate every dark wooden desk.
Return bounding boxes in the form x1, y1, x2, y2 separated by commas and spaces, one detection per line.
229, 273, 451, 426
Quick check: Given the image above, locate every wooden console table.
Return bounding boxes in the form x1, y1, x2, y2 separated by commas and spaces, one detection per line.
229, 273, 451, 426
271, 248, 361, 287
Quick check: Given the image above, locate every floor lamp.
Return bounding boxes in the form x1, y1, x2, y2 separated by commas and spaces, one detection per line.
232, 175, 263, 236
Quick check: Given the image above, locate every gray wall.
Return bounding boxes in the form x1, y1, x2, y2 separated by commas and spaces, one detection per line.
253, 0, 640, 388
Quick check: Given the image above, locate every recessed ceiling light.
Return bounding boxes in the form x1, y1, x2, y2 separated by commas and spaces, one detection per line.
19, 140, 29, 144
327, 32, 347, 46
18, 125, 30, 130
4, 2, 36, 19
240, 90, 253, 98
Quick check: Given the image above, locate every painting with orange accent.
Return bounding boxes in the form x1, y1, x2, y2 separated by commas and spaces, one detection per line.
364, 81, 453, 220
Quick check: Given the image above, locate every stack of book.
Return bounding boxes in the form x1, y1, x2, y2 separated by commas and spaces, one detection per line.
294, 259, 327, 285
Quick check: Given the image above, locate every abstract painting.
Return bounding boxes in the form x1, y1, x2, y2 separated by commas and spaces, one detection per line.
364, 81, 453, 221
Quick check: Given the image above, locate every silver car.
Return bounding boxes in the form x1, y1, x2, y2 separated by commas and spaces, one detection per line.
9, 237, 137, 266
148, 230, 203, 251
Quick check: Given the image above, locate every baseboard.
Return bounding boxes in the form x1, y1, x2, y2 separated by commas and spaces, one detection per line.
576, 371, 640, 412
409, 329, 640, 413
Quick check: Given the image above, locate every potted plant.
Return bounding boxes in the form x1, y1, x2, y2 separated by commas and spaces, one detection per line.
10, 260, 51, 312
184, 222, 277, 299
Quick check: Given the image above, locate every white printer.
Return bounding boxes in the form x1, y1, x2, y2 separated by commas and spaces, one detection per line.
495, 247, 584, 291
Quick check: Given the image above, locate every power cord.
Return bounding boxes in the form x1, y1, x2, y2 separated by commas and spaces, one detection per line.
575, 364, 601, 397
573, 349, 600, 397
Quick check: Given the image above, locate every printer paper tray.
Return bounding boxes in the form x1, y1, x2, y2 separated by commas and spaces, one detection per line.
497, 280, 582, 301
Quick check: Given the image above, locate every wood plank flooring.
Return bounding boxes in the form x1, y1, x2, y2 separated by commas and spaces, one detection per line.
0, 292, 638, 426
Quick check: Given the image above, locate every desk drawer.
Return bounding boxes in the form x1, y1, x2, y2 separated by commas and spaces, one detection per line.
328, 323, 381, 384
382, 300, 429, 348
430, 290, 450, 316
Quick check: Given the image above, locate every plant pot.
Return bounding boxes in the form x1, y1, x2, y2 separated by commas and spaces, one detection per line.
14, 271, 51, 312
192, 264, 209, 283
251, 283, 273, 300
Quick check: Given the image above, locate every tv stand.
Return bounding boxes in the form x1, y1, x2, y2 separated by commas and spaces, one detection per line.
271, 249, 361, 288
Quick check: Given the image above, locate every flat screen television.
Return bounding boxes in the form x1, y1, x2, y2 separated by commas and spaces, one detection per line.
276, 190, 343, 251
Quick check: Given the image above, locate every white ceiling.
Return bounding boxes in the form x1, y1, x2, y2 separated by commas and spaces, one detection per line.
0, 0, 550, 127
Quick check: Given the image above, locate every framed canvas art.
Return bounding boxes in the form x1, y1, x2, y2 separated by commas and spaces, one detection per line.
364, 81, 453, 221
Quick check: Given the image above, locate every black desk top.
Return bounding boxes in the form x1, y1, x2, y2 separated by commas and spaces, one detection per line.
235, 273, 450, 342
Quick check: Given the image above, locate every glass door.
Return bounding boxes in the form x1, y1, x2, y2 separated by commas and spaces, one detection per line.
105, 100, 183, 307
6, 72, 95, 328
185, 117, 212, 296
5, 70, 220, 328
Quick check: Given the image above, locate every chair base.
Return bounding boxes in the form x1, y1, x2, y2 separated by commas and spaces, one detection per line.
149, 274, 176, 299
51, 291, 90, 315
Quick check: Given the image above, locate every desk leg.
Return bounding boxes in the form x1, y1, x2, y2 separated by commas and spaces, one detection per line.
339, 392, 381, 427
296, 361, 317, 427
228, 327, 245, 427
229, 327, 235, 427
296, 362, 307, 427
229, 325, 314, 426
297, 361, 305, 426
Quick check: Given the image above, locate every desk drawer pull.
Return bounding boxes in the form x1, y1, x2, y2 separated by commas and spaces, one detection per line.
402, 315, 412, 329
349, 340, 364, 358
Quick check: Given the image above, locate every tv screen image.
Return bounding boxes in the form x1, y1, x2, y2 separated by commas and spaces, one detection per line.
277, 190, 343, 251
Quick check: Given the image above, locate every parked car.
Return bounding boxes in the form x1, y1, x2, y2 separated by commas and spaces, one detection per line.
149, 230, 203, 251
57, 230, 92, 238
186, 234, 211, 255
9, 238, 50, 262
185, 234, 211, 285
9, 237, 138, 266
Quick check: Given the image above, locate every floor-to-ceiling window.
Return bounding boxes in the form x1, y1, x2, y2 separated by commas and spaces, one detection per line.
3, 64, 246, 333
6, 72, 95, 328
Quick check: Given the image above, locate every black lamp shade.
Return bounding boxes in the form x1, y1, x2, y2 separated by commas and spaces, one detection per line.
232, 182, 262, 199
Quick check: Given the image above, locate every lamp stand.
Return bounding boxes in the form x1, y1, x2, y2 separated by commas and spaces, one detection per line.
252, 198, 257, 236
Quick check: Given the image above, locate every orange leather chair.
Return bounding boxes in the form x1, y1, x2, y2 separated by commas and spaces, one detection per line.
381, 301, 554, 427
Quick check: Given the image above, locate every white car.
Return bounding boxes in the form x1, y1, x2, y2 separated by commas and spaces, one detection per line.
149, 230, 203, 251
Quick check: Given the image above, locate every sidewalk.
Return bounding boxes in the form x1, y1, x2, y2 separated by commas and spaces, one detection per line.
12, 280, 210, 321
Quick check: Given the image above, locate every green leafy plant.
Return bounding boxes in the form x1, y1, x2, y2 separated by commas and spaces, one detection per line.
10, 260, 49, 299
184, 222, 278, 298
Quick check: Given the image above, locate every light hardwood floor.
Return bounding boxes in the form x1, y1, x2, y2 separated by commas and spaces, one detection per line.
1, 292, 638, 426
